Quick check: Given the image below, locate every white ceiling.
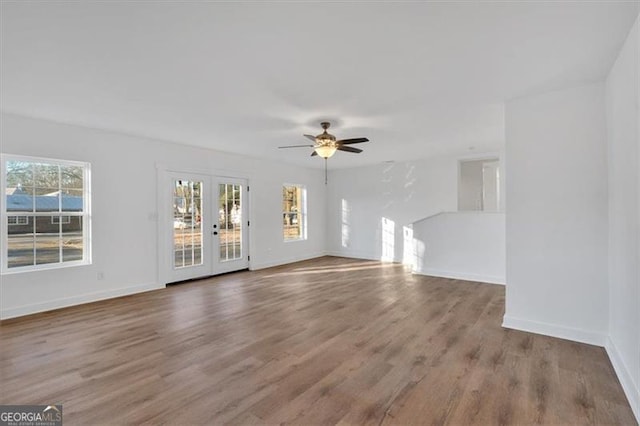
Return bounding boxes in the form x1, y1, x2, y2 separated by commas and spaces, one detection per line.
1, 2, 638, 169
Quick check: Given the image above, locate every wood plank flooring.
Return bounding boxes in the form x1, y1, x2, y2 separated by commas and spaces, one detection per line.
0, 256, 636, 425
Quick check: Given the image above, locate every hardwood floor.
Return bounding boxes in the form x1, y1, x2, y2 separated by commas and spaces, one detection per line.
0, 256, 636, 425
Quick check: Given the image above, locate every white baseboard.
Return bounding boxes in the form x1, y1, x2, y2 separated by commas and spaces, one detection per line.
605, 336, 640, 423
324, 250, 388, 262
0, 281, 163, 320
502, 315, 607, 347
413, 268, 505, 285
249, 252, 327, 271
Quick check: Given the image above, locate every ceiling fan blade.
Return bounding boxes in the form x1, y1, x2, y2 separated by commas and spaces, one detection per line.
337, 145, 363, 154
303, 134, 317, 142
278, 144, 314, 149
311, 151, 318, 157
336, 137, 369, 145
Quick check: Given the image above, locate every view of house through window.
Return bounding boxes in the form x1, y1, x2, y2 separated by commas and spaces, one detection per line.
282, 185, 306, 241
3, 156, 91, 271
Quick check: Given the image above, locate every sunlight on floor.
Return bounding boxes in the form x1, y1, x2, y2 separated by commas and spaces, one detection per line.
263, 262, 399, 278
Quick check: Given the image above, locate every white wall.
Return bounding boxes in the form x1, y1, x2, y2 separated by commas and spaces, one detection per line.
605, 15, 639, 421
325, 152, 504, 263
482, 161, 500, 212
326, 156, 459, 262
504, 83, 609, 345
412, 212, 505, 284
0, 113, 327, 319
458, 160, 485, 211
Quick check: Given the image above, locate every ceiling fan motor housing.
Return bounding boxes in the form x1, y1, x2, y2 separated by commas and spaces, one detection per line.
316, 122, 336, 145
316, 133, 336, 146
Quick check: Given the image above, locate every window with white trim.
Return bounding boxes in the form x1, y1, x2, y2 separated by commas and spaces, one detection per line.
8, 215, 28, 226
282, 184, 307, 241
2, 155, 91, 272
51, 215, 71, 225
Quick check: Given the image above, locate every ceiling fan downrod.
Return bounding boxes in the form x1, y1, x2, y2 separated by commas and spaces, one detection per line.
325, 158, 328, 185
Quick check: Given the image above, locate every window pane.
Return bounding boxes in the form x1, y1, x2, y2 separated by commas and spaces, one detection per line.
62, 190, 84, 212
62, 217, 83, 262
6, 162, 35, 211
7, 215, 35, 268
218, 183, 242, 262
282, 188, 289, 211
35, 190, 61, 212
173, 179, 203, 269
61, 165, 83, 189
34, 163, 59, 188
35, 236, 60, 265
6, 160, 34, 188
6, 187, 34, 213
35, 216, 60, 265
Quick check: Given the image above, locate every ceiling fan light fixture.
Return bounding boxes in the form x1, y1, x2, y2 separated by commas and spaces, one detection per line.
278, 121, 368, 164
315, 144, 337, 158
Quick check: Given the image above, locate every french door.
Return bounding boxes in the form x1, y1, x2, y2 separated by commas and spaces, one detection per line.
164, 172, 249, 283
213, 177, 249, 274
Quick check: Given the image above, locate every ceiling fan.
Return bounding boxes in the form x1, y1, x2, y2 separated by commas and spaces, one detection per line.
278, 121, 370, 183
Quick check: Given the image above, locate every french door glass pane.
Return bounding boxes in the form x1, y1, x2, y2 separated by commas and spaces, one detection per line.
173, 179, 203, 269
219, 183, 242, 262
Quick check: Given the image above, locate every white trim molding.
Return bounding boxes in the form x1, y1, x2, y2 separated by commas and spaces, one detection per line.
413, 268, 505, 285
249, 252, 327, 271
502, 315, 607, 347
605, 336, 640, 423
0, 281, 163, 320
324, 250, 392, 263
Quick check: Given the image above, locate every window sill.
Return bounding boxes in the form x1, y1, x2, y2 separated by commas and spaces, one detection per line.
1, 260, 91, 275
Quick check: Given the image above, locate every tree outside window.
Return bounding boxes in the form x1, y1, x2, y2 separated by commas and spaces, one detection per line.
283, 185, 307, 241
2, 155, 91, 271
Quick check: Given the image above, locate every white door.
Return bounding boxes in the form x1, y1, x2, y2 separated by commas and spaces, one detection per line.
214, 177, 249, 274
163, 172, 249, 283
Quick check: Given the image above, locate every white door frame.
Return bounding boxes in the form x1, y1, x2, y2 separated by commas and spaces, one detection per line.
157, 167, 250, 284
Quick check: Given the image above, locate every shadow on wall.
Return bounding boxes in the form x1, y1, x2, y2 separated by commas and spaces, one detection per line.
340, 212, 418, 265
337, 196, 502, 284
338, 161, 423, 263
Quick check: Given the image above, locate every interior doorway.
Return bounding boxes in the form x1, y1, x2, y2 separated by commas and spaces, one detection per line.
458, 158, 500, 212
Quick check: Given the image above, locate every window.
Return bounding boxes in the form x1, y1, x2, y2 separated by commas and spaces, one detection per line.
2, 155, 91, 272
7, 215, 28, 226
282, 184, 307, 241
51, 215, 71, 225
